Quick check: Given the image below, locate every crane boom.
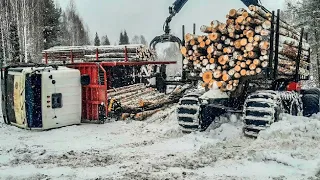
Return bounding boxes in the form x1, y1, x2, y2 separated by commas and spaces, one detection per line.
149, 0, 261, 49
172, 0, 188, 14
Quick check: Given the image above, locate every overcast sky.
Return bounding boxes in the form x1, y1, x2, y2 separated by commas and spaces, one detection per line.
56, 0, 285, 45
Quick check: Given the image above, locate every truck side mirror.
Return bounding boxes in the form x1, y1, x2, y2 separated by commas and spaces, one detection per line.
81, 74, 90, 86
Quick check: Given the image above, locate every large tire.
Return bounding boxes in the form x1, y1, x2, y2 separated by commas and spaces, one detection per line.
176, 93, 201, 133
242, 90, 282, 137
302, 88, 320, 96
302, 94, 320, 117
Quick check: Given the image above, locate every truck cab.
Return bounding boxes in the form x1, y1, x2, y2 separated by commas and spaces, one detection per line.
1, 65, 82, 130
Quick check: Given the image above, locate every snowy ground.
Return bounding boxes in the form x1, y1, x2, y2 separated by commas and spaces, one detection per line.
1, 106, 320, 180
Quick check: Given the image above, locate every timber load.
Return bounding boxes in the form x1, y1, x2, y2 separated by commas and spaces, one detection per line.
107, 83, 187, 121
42, 44, 157, 63
180, 5, 311, 93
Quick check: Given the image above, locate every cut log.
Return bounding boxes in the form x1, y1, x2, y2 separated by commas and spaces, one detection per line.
213, 70, 222, 78
240, 62, 247, 68
209, 58, 215, 64
209, 33, 221, 42
240, 38, 248, 46
256, 67, 262, 74
229, 60, 236, 67
211, 20, 223, 29
259, 41, 270, 50
262, 20, 271, 30
218, 23, 228, 34
254, 35, 262, 42
279, 27, 301, 41
237, 8, 247, 15
134, 108, 163, 121
246, 30, 255, 38
249, 64, 256, 70
249, 70, 256, 75
248, 37, 254, 43
202, 59, 209, 66
207, 45, 214, 54
183, 59, 189, 65
222, 74, 231, 81
240, 69, 247, 76
200, 25, 214, 33
234, 72, 241, 79
234, 40, 242, 49
279, 35, 310, 50
205, 39, 212, 45
253, 59, 261, 66
248, 51, 258, 59
202, 71, 213, 83
249, 5, 272, 20
236, 16, 245, 24
246, 60, 252, 65
245, 43, 254, 51
181, 47, 187, 55
255, 26, 262, 34
261, 61, 268, 67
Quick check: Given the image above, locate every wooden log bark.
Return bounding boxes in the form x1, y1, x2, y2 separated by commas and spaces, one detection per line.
279, 35, 310, 50
248, 5, 272, 20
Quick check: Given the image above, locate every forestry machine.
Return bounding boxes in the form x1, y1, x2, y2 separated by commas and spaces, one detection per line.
151, 0, 320, 137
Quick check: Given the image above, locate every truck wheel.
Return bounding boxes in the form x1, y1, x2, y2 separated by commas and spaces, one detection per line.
302, 94, 320, 117
302, 88, 320, 96
176, 93, 201, 133
242, 90, 282, 137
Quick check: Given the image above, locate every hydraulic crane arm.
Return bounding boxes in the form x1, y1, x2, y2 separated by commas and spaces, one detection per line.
150, 0, 261, 50
149, 0, 188, 50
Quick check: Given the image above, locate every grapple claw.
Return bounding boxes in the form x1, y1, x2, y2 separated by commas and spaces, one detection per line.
149, 34, 182, 50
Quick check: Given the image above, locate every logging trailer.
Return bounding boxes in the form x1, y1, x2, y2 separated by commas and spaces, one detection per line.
150, 0, 320, 137
0, 45, 188, 130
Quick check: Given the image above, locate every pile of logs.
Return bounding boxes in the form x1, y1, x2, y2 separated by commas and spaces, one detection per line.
107, 83, 181, 121
42, 44, 157, 63
181, 5, 311, 92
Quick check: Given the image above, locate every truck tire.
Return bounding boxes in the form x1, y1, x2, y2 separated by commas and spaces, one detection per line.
302, 88, 320, 96
242, 90, 282, 137
176, 93, 201, 133
302, 94, 320, 117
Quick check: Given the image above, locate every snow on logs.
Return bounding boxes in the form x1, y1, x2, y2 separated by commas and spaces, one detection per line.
42, 44, 157, 62
181, 5, 311, 92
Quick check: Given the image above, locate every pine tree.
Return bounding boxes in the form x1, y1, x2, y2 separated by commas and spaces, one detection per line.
9, 22, 20, 63
123, 30, 129, 44
131, 35, 148, 45
65, 0, 90, 46
140, 35, 147, 45
119, 31, 124, 45
94, 32, 100, 46
102, 35, 110, 45
58, 12, 70, 46
42, 0, 61, 50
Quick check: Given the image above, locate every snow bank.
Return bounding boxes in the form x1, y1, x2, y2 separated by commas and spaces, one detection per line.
1, 106, 320, 179
258, 113, 320, 140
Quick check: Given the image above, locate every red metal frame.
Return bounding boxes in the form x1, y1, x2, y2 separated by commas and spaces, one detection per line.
124, 46, 128, 62
42, 47, 177, 122
70, 50, 74, 63
96, 48, 99, 61
67, 63, 107, 121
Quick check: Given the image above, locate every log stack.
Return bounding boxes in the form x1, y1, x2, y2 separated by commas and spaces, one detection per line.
107, 83, 182, 121
180, 5, 311, 92
42, 44, 157, 63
